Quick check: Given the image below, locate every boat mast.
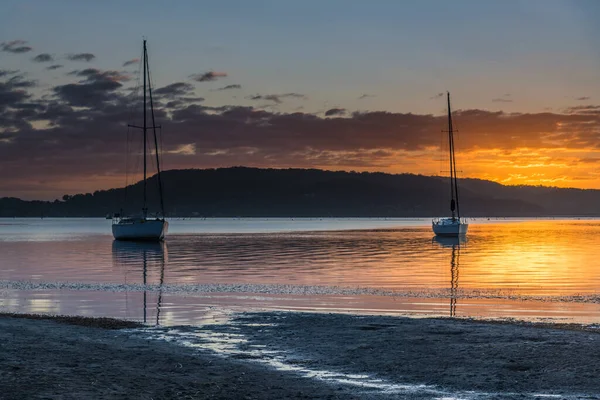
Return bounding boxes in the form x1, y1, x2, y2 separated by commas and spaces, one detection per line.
447, 92, 460, 220
143, 40, 148, 219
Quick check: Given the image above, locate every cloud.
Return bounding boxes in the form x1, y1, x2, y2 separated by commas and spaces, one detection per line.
492, 93, 513, 103
67, 53, 96, 62
152, 82, 204, 106
576, 96, 591, 101
154, 82, 197, 99
122, 58, 140, 67
190, 71, 228, 82
325, 108, 346, 117
246, 93, 306, 104
0, 73, 37, 128
69, 68, 131, 82
46, 64, 63, 70
564, 105, 600, 115
0, 69, 19, 77
4, 64, 600, 199
168, 143, 196, 155
32, 53, 53, 63
213, 84, 242, 91
358, 94, 375, 100
53, 68, 126, 106
5, 74, 36, 89
429, 93, 444, 100
1, 40, 32, 54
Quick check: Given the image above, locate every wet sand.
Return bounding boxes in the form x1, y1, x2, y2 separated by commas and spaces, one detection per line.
1, 312, 600, 399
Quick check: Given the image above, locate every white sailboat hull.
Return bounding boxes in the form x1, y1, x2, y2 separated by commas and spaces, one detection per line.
432, 218, 468, 237
112, 219, 168, 241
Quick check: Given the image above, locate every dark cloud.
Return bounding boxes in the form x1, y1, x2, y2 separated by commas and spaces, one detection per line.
0, 73, 38, 134
53, 81, 121, 107
0, 85, 29, 110
69, 68, 131, 82
246, 93, 306, 104
1, 40, 32, 54
122, 58, 140, 67
190, 71, 227, 82
576, 96, 591, 101
152, 82, 204, 106
5, 74, 36, 89
578, 157, 600, 164
154, 82, 195, 98
325, 108, 346, 117
67, 53, 96, 62
564, 105, 600, 115
492, 94, 512, 103
0, 69, 19, 77
32, 53, 53, 63
358, 94, 375, 100
2, 62, 600, 199
53, 68, 125, 107
213, 84, 242, 91
46, 64, 63, 70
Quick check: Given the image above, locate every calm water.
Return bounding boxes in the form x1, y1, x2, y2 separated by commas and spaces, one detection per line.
1, 217, 600, 325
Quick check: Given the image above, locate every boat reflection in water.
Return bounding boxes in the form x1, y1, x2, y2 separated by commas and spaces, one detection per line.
433, 236, 466, 317
111, 241, 167, 325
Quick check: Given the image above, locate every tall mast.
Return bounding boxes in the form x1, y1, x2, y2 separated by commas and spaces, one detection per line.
142, 40, 147, 218
447, 92, 460, 219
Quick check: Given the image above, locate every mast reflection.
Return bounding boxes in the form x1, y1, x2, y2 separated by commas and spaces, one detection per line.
111, 241, 167, 325
433, 236, 465, 317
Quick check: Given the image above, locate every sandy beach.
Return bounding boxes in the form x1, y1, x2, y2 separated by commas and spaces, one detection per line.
2, 312, 600, 399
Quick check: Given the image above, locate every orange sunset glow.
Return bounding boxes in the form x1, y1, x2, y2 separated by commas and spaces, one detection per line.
1, 1, 599, 202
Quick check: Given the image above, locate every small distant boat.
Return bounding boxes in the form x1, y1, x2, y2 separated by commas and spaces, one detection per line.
112, 40, 168, 241
433, 92, 468, 237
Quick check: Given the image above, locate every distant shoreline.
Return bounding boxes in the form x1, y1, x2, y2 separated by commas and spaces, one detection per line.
4, 215, 600, 219
5, 167, 600, 218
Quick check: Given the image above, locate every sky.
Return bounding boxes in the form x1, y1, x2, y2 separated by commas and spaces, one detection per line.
1, 0, 600, 199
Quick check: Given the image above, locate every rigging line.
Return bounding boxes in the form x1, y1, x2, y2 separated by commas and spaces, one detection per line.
158, 126, 165, 182
447, 94, 455, 215
144, 43, 164, 174
123, 44, 144, 212
130, 133, 144, 214
124, 125, 130, 209
439, 109, 446, 215
145, 44, 166, 217
448, 92, 461, 219
452, 108, 461, 219
451, 106, 464, 202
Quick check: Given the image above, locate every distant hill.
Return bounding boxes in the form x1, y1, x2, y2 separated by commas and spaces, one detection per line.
2, 167, 600, 217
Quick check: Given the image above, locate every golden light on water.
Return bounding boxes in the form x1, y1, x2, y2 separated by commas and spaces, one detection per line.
438, 221, 600, 296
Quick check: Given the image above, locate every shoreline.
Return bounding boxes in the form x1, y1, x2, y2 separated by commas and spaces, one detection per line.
3, 311, 600, 333
2, 312, 600, 399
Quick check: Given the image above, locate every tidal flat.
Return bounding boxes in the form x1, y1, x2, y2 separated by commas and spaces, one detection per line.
1, 312, 600, 399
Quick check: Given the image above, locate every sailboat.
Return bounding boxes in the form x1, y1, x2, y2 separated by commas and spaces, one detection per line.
112, 40, 168, 241
432, 92, 468, 237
